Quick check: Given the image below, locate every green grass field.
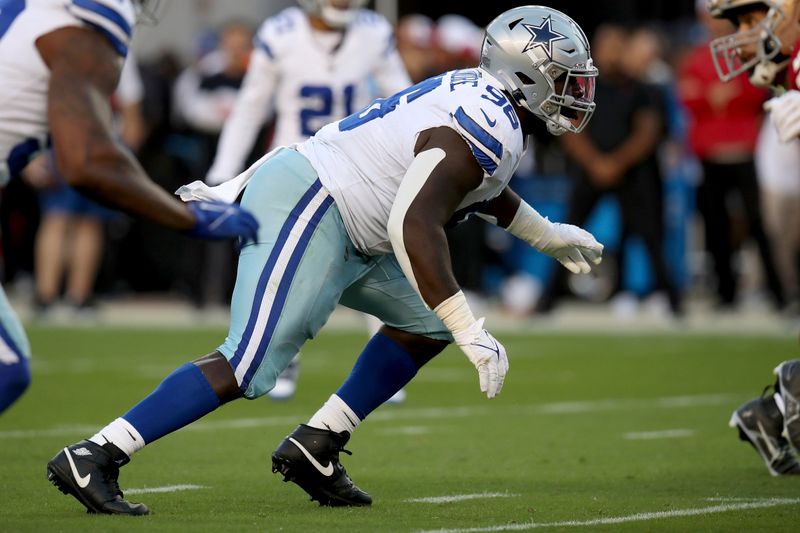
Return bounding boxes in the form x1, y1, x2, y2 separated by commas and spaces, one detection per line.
1, 326, 799, 532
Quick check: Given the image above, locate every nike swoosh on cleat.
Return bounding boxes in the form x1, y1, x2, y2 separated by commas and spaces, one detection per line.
480, 109, 497, 127
64, 448, 91, 488
288, 438, 334, 477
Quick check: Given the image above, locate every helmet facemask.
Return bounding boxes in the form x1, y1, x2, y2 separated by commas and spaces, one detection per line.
709, 1, 789, 86
533, 62, 597, 135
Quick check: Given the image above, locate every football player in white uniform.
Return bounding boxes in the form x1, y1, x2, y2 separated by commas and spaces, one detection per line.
207, 0, 413, 401
0, 0, 259, 416
708, 0, 800, 476
48, 6, 603, 514
206, 0, 411, 183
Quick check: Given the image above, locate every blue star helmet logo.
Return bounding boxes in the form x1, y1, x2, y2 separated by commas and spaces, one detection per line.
521, 16, 567, 60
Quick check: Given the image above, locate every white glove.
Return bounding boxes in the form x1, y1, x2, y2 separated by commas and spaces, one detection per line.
534, 222, 604, 274
764, 90, 800, 143
454, 318, 509, 399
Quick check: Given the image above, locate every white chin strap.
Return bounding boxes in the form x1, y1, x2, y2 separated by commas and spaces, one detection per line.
546, 116, 569, 136
320, 6, 355, 28
751, 61, 781, 88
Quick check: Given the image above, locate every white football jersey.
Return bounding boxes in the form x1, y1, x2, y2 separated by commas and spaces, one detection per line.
206, 6, 412, 184
0, 0, 134, 184
297, 68, 526, 255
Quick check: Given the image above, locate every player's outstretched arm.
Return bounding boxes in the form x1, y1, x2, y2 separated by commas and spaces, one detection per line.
37, 27, 258, 244
481, 187, 603, 274
37, 26, 195, 231
480, 188, 604, 274
388, 126, 508, 399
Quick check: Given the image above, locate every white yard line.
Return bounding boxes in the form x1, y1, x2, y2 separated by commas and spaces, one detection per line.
408, 493, 518, 504
0, 393, 740, 440
125, 484, 207, 495
417, 498, 800, 532
0, 425, 100, 439
378, 426, 432, 436
623, 429, 696, 440
536, 394, 735, 414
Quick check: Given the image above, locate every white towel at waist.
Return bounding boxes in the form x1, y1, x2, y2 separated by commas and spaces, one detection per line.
175, 147, 284, 203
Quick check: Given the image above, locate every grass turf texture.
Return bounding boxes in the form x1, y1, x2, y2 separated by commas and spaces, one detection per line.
1, 326, 798, 532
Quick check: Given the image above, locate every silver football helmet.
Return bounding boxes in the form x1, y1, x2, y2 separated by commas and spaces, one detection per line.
298, 0, 367, 29
479, 5, 597, 135
708, 0, 799, 87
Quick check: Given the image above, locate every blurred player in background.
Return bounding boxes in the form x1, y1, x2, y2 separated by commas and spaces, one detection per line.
708, 0, 800, 475
47, 5, 603, 514
206, 0, 413, 401
0, 0, 259, 415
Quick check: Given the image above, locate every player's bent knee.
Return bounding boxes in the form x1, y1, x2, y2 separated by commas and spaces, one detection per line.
192, 351, 243, 404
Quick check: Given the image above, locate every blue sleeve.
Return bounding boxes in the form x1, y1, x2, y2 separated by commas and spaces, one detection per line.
68, 0, 135, 57
453, 106, 505, 175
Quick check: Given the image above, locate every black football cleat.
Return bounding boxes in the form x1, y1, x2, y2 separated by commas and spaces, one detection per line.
271, 424, 372, 507
774, 360, 800, 450
47, 440, 149, 515
729, 396, 800, 476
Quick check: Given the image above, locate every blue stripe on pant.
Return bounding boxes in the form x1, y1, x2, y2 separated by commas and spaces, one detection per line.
239, 193, 334, 391
218, 148, 370, 398
228, 179, 325, 373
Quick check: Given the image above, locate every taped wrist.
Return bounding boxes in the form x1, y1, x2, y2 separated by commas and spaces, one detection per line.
506, 200, 554, 249
434, 290, 480, 345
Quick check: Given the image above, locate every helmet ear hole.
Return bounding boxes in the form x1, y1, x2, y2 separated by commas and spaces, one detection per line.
515, 72, 536, 85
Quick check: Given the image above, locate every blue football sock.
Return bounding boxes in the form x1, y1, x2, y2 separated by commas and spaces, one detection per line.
0, 356, 30, 414
122, 362, 221, 444
336, 333, 419, 420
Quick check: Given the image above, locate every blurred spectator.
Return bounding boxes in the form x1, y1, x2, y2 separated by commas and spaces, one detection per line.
677, 6, 785, 310
174, 22, 255, 172
623, 26, 694, 307
172, 21, 257, 309
396, 14, 437, 83
432, 14, 483, 72
31, 154, 116, 317
536, 24, 683, 317
115, 52, 149, 153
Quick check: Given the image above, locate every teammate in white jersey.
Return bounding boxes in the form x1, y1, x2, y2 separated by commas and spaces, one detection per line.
0, 0, 259, 416
48, 6, 603, 514
206, 0, 411, 184
207, 0, 413, 401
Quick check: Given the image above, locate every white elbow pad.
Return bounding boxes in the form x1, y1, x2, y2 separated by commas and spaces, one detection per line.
387, 147, 447, 303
